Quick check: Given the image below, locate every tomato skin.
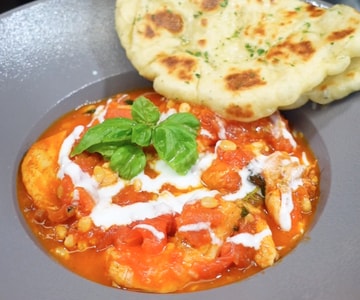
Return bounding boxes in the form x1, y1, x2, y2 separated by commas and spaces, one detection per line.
217, 147, 254, 169
99, 215, 176, 254
98, 225, 143, 250
112, 185, 156, 206
176, 202, 224, 248
225, 118, 270, 143
134, 214, 176, 254
270, 136, 294, 152
76, 187, 95, 216
177, 202, 224, 227
57, 175, 74, 203
192, 256, 233, 279
179, 228, 212, 247
72, 152, 103, 175
201, 160, 241, 193
46, 175, 76, 223
193, 107, 222, 143
220, 242, 255, 268
47, 203, 76, 223
104, 101, 132, 119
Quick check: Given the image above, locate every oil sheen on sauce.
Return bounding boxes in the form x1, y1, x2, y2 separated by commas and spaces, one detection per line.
18, 88, 320, 293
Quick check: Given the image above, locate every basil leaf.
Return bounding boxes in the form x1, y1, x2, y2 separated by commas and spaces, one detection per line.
131, 123, 152, 147
86, 142, 125, 159
71, 96, 201, 180
160, 113, 200, 136
153, 127, 198, 174
109, 144, 146, 180
71, 118, 135, 156
153, 113, 200, 175
131, 96, 160, 125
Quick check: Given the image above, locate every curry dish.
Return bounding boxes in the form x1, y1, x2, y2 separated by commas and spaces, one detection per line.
18, 89, 320, 293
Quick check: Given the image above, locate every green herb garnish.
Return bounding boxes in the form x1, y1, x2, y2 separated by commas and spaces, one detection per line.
186, 50, 210, 63
71, 96, 200, 180
193, 11, 203, 18
248, 174, 266, 196
220, 0, 229, 8
245, 43, 267, 58
241, 206, 250, 218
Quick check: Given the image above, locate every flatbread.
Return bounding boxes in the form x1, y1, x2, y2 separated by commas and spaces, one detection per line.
115, 0, 360, 121
304, 57, 360, 104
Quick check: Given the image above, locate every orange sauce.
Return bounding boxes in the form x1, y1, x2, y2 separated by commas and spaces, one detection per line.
17, 89, 320, 293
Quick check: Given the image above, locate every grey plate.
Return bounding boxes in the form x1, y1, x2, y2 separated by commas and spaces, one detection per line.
1, 1, 359, 299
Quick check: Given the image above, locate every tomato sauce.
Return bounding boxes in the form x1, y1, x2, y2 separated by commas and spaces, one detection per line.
17, 88, 320, 293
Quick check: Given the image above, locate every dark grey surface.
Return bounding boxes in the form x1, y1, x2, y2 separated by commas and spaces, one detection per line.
329, 0, 360, 8
0, 1, 33, 14
1, 1, 360, 299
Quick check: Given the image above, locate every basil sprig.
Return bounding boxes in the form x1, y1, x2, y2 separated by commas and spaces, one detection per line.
71, 96, 200, 180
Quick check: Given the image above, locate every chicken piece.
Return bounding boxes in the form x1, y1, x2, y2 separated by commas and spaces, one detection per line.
106, 199, 242, 293
107, 239, 235, 293
175, 198, 242, 258
262, 151, 306, 231
253, 219, 278, 268
106, 243, 197, 293
21, 131, 67, 210
239, 202, 278, 268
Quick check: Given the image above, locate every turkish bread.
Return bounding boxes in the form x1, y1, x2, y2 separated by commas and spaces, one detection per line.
115, 0, 360, 121
304, 57, 360, 104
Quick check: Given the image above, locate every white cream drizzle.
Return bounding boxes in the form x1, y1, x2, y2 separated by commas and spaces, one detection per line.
57, 125, 125, 205
279, 191, 294, 231
279, 160, 305, 231
87, 99, 112, 127
216, 116, 227, 140
178, 222, 222, 245
158, 108, 177, 123
301, 151, 310, 165
134, 152, 217, 192
57, 125, 99, 199
200, 128, 214, 138
226, 228, 272, 250
133, 224, 165, 240
90, 189, 218, 229
270, 112, 297, 148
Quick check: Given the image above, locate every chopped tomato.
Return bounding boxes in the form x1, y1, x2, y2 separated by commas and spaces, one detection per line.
270, 136, 294, 152
176, 202, 224, 248
112, 185, 156, 206
104, 101, 132, 119
192, 256, 234, 279
217, 146, 254, 169
177, 202, 224, 227
46, 203, 76, 223
133, 215, 175, 254
224, 118, 262, 141
193, 107, 221, 142
98, 225, 143, 251
76, 187, 95, 216
201, 160, 241, 192
101, 215, 176, 254
179, 228, 212, 248
72, 152, 103, 175
57, 175, 75, 204
220, 242, 255, 268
